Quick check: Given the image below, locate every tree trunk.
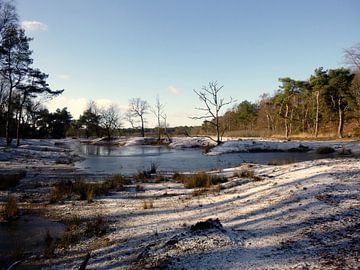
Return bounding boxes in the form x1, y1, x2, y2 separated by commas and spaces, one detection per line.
140, 116, 145, 137
16, 106, 23, 146
16, 97, 26, 147
314, 91, 320, 138
216, 117, 220, 145
284, 103, 289, 138
157, 117, 161, 141
107, 127, 111, 140
5, 85, 13, 146
289, 107, 293, 136
303, 108, 308, 133
338, 99, 344, 139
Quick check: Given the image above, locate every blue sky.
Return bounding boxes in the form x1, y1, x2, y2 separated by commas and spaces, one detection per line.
17, 0, 360, 127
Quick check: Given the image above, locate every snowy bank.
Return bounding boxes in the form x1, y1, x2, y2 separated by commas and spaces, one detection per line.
0, 138, 82, 164
208, 138, 360, 155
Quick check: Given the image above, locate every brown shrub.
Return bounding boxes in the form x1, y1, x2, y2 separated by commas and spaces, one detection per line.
176, 172, 226, 189
3, 194, 18, 220
142, 200, 154, 209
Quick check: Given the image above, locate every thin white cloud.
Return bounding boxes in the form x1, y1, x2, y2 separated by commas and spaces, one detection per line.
21, 20, 48, 31
168, 85, 181, 96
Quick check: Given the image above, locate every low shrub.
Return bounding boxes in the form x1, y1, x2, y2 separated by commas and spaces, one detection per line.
0, 171, 26, 190
192, 184, 222, 197
135, 163, 159, 181
315, 146, 335, 154
210, 184, 222, 195
49, 180, 73, 203
235, 169, 255, 178
85, 216, 107, 237
55, 215, 108, 251
58, 216, 82, 248
176, 172, 226, 189
3, 194, 18, 220
142, 200, 154, 209
235, 169, 262, 181
50, 175, 129, 203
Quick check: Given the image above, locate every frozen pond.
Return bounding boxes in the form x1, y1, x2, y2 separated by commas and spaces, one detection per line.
73, 144, 333, 175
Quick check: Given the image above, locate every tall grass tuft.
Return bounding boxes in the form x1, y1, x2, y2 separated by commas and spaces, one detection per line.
142, 200, 154, 209
50, 175, 129, 203
235, 169, 263, 181
175, 172, 226, 189
3, 194, 19, 220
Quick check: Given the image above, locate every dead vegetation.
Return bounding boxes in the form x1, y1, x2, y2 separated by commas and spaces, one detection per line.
2, 194, 18, 220
49, 175, 130, 203
142, 200, 154, 209
45, 215, 108, 257
234, 168, 263, 181
174, 172, 226, 189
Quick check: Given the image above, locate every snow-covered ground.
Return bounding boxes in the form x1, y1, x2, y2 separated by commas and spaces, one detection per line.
32, 157, 359, 270
209, 138, 360, 155
1, 137, 359, 269
0, 138, 82, 164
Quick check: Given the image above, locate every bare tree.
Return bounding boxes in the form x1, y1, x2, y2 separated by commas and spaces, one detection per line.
192, 81, 235, 144
124, 110, 137, 129
99, 104, 121, 139
150, 95, 165, 141
161, 113, 172, 142
344, 43, 360, 70
128, 98, 149, 137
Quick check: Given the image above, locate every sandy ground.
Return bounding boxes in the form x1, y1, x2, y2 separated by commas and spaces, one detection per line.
31, 158, 359, 270
1, 138, 359, 269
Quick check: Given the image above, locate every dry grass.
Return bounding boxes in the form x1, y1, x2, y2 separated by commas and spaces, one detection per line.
235, 168, 263, 181
57, 215, 107, 250
85, 216, 107, 237
142, 200, 154, 209
192, 184, 222, 197
2, 194, 18, 220
175, 172, 226, 189
50, 175, 130, 203
192, 188, 208, 197
135, 163, 159, 181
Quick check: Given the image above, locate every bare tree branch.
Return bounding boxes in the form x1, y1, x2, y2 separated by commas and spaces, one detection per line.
191, 81, 236, 144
